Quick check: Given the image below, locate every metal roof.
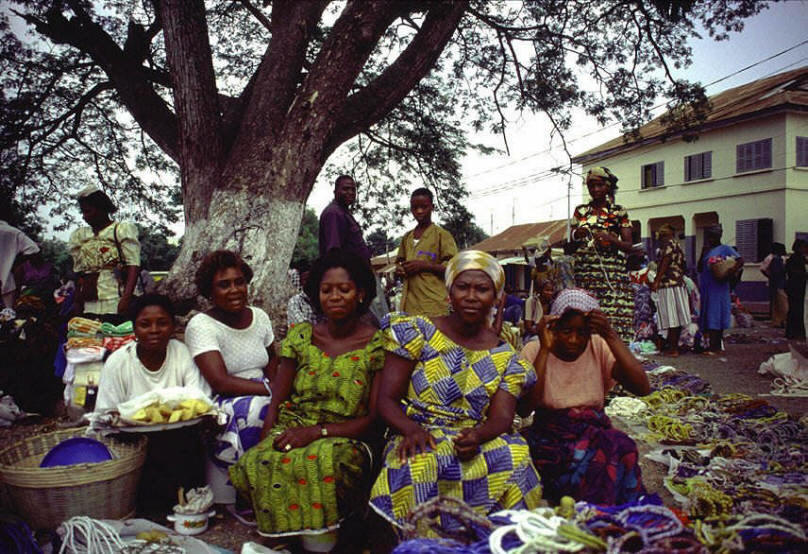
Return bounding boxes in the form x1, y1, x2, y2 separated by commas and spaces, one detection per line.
469, 219, 568, 256
572, 66, 808, 164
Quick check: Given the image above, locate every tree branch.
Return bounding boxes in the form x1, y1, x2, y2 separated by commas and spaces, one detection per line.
328, 0, 469, 153
235, 0, 272, 32
159, 0, 226, 220
221, 0, 328, 168
17, 2, 180, 161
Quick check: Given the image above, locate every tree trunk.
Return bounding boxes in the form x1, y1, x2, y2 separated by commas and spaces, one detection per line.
163, 185, 305, 321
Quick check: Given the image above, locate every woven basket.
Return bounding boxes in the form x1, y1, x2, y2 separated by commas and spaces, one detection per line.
0, 427, 147, 529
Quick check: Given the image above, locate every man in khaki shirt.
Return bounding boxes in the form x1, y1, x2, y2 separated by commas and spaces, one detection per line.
396, 188, 458, 317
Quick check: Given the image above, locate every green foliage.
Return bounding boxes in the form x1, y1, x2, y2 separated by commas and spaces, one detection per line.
291, 208, 320, 269
39, 239, 72, 277
0, 0, 770, 237
366, 228, 401, 257
138, 225, 181, 271
440, 203, 488, 250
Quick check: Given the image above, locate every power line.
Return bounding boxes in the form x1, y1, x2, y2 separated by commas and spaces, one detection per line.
465, 38, 808, 182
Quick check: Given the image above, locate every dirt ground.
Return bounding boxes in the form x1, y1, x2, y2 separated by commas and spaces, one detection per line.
2, 320, 805, 553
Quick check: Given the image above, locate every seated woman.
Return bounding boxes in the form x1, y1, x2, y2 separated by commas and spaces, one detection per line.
230, 251, 382, 551
519, 288, 650, 506
370, 250, 542, 536
96, 293, 209, 412
96, 293, 210, 511
184, 251, 276, 508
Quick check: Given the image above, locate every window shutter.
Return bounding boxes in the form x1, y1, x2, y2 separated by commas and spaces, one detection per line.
735, 220, 757, 262
684, 157, 690, 182
798, 137, 808, 166
736, 144, 745, 173
762, 138, 772, 168
703, 151, 712, 178
656, 161, 664, 186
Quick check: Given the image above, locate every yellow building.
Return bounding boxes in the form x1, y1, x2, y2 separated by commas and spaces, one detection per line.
572, 67, 808, 308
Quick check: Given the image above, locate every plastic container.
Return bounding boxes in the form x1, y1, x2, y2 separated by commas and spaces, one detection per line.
40, 437, 112, 467
301, 531, 338, 552
167, 509, 217, 535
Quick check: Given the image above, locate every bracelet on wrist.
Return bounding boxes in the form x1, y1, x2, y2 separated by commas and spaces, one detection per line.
262, 377, 272, 396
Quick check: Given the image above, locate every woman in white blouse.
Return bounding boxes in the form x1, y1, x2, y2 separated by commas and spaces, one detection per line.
184, 251, 277, 512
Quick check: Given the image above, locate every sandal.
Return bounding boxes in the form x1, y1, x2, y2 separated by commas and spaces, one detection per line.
225, 504, 257, 527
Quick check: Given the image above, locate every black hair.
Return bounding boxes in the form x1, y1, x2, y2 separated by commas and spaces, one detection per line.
334, 175, 354, 189
410, 187, 433, 202
556, 308, 589, 329
128, 293, 175, 322
772, 242, 786, 256
793, 239, 806, 253
78, 190, 118, 214
304, 249, 376, 315
195, 250, 254, 298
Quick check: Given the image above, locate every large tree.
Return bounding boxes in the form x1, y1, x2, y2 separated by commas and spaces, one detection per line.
2, 0, 766, 312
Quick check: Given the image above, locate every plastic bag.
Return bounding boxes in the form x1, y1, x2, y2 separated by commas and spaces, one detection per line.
117, 386, 214, 424
758, 345, 808, 381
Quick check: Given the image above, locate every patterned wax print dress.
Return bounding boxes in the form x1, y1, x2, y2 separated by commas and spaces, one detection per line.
570, 202, 634, 342
369, 314, 542, 535
230, 323, 384, 537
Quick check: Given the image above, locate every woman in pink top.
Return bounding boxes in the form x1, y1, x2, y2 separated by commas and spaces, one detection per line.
518, 288, 650, 505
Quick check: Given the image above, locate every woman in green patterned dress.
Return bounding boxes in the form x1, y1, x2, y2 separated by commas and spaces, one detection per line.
230, 251, 383, 550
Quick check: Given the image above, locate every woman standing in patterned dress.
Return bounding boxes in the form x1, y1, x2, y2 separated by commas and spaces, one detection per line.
230, 251, 383, 552
650, 224, 691, 356
69, 186, 140, 322
570, 167, 636, 342
369, 250, 542, 537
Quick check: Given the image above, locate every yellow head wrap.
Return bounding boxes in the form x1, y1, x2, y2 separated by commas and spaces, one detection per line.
444, 250, 505, 298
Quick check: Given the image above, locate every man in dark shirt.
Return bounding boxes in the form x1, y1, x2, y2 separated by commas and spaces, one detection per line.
318, 175, 372, 261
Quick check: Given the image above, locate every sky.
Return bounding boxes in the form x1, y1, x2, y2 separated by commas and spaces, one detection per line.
25, 0, 808, 242
305, 0, 808, 238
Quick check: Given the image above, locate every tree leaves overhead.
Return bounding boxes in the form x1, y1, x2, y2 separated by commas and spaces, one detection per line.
1, 0, 768, 231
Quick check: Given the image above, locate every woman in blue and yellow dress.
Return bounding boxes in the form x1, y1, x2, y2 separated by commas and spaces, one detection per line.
369, 250, 542, 536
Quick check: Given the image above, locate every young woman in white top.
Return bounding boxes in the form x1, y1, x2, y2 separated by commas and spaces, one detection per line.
184, 250, 277, 513
96, 293, 208, 413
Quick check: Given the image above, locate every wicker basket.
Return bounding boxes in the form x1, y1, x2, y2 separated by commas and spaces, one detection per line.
0, 427, 147, 529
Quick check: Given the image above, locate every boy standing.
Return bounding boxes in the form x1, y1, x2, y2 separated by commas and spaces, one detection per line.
396, 188, 458, 317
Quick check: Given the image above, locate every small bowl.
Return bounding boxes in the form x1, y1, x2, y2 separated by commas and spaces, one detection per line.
40, 437, 113, 467
167, 510, 217, 535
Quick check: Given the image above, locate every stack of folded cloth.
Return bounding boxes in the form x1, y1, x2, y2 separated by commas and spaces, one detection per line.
66, 318, 135, 352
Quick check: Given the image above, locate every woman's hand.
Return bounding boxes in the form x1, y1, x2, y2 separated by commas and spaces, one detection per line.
593, 231, 614, 244
117, 293, 132, 315
453, 428, 482, 462
272, 426, 320, 452
397, 426, 436, 463
537, 315, 558, 351
587, 310, 618, 341
401, 260, 429, 276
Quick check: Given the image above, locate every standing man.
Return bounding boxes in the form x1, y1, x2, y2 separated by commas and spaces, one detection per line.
318, 175, 372, 261
0, 216, 40, 309
396, 188, 458, 317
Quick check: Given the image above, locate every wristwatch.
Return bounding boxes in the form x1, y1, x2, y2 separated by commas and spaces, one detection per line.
320, 424, 328, 437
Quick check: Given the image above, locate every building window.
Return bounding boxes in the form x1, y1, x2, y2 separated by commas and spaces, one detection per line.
641, 161, 664, 189
736, 218, 773, 263
684, 151, 712, 181
798, 136, 808, 167
736, 138, 772, 173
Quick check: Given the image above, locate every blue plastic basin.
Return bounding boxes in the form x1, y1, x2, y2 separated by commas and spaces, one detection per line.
40, 437, 113, 467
